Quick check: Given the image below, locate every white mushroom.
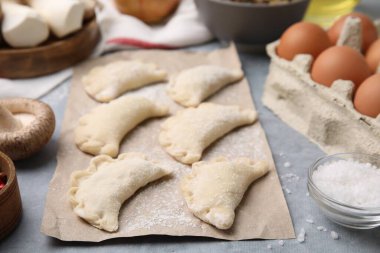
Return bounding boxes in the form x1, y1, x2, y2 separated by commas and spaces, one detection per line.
1, 1, 49, 48
25, 0, 85, 38
0, 98, 55, 160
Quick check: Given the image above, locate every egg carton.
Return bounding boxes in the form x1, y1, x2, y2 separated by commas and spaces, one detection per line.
262, 18, 380, 155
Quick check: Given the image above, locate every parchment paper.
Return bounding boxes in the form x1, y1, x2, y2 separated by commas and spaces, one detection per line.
41, 45, 295, 242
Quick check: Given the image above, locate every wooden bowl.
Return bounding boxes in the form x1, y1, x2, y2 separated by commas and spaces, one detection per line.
0, 18, 101, 79
0, 151, 22, 240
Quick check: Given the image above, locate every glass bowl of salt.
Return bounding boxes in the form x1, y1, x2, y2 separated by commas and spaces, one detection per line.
308, 153, 380, 229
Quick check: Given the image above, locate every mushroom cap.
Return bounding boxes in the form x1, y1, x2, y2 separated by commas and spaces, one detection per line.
0, 98, 55, 160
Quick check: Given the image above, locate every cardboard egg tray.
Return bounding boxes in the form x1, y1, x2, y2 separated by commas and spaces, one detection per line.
263, 18, 380, 155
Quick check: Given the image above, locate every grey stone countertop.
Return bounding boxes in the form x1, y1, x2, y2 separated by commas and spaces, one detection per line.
1, 2, 380, 252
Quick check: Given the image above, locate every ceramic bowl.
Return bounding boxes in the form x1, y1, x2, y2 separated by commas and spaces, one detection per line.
194, 0, 310, 46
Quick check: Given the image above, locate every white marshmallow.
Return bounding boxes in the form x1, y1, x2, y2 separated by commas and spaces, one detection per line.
1, 1, 49, 48
27, 0, 85, 38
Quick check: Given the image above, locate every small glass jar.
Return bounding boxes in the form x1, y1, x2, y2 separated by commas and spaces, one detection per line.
308, 153, 380, 229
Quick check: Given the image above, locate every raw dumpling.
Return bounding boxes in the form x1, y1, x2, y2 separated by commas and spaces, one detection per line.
69, 152, 172, 232
82, 60, 167, 102
167, 65, 244, 107
159, 103, 257, 164
181, 157, 269, 230
75, 96, 168, 157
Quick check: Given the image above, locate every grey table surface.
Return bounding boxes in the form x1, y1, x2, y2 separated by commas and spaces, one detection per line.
1, 2, 380, 252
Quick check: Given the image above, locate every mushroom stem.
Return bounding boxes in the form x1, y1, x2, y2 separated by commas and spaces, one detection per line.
0, 105, 22, 132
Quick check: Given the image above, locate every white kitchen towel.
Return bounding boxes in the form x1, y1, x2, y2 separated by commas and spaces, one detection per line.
98, 0, 213, 51
0, 0, 212, 99
0, 69, 73, 99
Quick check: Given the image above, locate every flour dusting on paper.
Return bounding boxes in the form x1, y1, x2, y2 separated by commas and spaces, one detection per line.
41, 45, 294, 242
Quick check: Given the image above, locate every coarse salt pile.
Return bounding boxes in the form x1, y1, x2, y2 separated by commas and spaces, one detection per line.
313, 159, 380, 208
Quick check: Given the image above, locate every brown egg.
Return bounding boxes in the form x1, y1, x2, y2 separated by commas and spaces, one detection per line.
277, 22, 332, 61
328, 12, 377, 53
311, 46, 372, 89
354, 74, 380, 118
365, 38, 380, 73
